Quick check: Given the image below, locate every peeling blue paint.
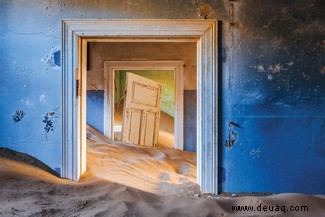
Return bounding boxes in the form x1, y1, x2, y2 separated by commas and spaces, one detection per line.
12, 110, 26, 123
225, 121, 241, 148
42, 47, 61, 69
53, 50, 61, 67
43, 108, 59, 137
43, 113, 56, 133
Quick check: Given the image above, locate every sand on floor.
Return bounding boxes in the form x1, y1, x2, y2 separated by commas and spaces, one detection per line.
0, 128, 324, 217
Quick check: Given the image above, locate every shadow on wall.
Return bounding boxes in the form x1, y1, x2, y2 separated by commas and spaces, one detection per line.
0, 147, 60, 177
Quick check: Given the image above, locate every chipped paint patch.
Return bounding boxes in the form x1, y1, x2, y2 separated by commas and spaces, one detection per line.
90, 83, 98, 90
39, 94, 46, 103
43, 108, 59, 135
225, 121, 241, 148
273, 63, 281, 73
198, 3, 212, 19
43, 112, 57, 133
286, 61, 294, 66
13, 110, 26, 123
41, 47, 61, 69
255, 63, 292, 80
302, 72, 311, 80
249, 148, 261, 158
257, 65, 264, 72
320, 66, 325, 75
256, 63, 287, 74
21, 99, 34, 106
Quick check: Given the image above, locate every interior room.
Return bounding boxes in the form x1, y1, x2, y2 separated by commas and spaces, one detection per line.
0, 1, 324, 216
86, 42, 197, 151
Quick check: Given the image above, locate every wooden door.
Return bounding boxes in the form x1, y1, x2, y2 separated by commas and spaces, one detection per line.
121, 73, 162, 147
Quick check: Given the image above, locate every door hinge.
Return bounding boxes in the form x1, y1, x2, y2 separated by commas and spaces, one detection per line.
76, 68, 80, 97
76, 80, 81, 97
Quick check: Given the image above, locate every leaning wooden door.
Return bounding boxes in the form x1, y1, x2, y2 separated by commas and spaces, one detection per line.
121, 73, 162, 147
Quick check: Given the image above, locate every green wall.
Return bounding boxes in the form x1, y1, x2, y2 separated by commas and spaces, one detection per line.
115, 70, 175, 117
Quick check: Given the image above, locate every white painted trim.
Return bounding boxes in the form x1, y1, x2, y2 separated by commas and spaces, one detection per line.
61, 19, 218, 193
103, 61, 114, 140
197, 24, 218, 193
103, 60, 184, 150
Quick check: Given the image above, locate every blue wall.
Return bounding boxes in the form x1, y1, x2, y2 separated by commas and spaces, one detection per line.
87, 90, 104, 133
221, 0, 325, 194
184, 90, 197, 152
0, 0, 324, 194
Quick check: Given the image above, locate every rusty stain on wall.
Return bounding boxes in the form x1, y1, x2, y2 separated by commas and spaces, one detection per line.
198, 3, 212, 19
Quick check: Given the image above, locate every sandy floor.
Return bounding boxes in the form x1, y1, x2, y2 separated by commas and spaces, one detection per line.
0, 129, 324, 216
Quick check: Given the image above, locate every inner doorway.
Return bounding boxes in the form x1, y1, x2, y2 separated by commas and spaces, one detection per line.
113, 70, 173, 148
100, 60, 185, 150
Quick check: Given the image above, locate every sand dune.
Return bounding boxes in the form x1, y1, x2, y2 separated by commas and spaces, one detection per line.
86, 139, 199, 196
0, 129, 324, 216
86, 124, 198, 196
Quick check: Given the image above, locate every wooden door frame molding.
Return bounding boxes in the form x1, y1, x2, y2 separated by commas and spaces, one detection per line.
103, 60, 184, 150
62, 19, 219, 194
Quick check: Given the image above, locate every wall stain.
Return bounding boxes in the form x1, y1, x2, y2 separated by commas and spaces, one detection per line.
302, 72, 311, 81
320, 66, 325, 75
225, 121, 241, 148
90, 82, 98, 91
43, 110, 58, 134
249, 148, 261, 158
12, 110, 26, 123
229, 121, 241, 128
198, 3, 212, 19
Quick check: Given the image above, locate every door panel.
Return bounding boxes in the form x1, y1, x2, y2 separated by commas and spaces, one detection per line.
129, 109, 142, 144
132, 83, 158, 107
144, 112, 156, 146
122, 73, 162, 147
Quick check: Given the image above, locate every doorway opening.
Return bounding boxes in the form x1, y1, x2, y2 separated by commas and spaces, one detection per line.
61, 19, 218, 194
112, 69, 176, 149
99, 60, 185, 150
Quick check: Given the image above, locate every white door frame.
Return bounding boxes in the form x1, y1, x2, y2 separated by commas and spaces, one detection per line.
103, 60, 184, 150
62, 19, 219, 194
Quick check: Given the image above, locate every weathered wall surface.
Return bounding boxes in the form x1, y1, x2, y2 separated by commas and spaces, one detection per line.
0, 0, 324, 194
87, 42, 197, 90
221, 0, 325, 194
